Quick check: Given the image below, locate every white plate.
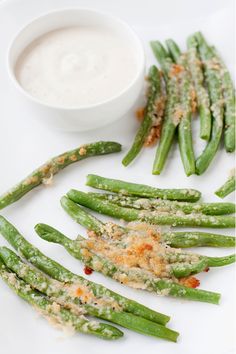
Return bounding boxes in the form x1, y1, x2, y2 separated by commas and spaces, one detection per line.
0, 1, 235, 354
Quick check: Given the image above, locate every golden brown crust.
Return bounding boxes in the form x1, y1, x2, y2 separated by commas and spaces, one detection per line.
135, 107, 145, 122
169, 64, 184, 78
69, 154, 77, 161
56, 155, 66, 165
22, 175, 39, 186
79, 147, 87, 156
190, 88, 197, 113
179, 276, 200, 288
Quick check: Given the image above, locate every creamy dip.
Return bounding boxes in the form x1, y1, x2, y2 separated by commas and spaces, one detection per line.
15, 26, 138, 108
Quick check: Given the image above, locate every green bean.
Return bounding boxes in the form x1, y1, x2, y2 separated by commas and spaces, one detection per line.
170, 258, 208, 278
206, 254, 235, 267
86, 174, 201, 202
0, 141, 121, 210
150, 41, 173, 77
122, 66, 165, 166
166, 39, 196, 176
215, 175, 236, 199
151, 41, 180, 174
187, 34, 211, 140
163, 231, 235, 248
154, 280, 220, 304
194, 32, 224, 174
88, 192, 235, 215
211, 47, 235, 152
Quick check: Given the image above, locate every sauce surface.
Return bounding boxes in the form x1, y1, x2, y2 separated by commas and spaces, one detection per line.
15, 26, 138, 108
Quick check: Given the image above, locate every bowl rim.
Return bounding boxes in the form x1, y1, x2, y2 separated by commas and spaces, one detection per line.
7, 7, 145, 111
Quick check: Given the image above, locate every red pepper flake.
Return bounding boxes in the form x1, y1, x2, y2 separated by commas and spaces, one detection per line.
204, 267, 210, 272
84, 266, 93, 275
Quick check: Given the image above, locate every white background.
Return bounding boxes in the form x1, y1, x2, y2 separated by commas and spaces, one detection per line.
0, 1, 235, 354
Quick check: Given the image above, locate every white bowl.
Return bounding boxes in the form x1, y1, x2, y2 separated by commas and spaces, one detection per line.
7, 8, 145, 132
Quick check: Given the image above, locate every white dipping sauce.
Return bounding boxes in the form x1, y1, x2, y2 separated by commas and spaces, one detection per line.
15, 26, 138, 108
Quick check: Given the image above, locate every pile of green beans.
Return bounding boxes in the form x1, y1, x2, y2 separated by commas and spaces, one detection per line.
124, 32, 235, 176
38, 199, 227, 305
25, 173, 235, 307
0, 215, 179, 342
32, 190, 234, 305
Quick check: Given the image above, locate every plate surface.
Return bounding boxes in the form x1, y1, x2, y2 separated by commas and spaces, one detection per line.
0, 1, 235, 354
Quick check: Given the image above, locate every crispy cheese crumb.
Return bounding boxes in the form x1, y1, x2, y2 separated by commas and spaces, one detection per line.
169, 64, 184, 78
179, 276, 200, 288
173, 107, 184, 126
56, 155, 66, 165
23, 175, 39, 186
42, 173, 54, 186
136, 107, 145, 121
79, 147, 87, 156
190, 89, 197, 113
69, 154, 78, 162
